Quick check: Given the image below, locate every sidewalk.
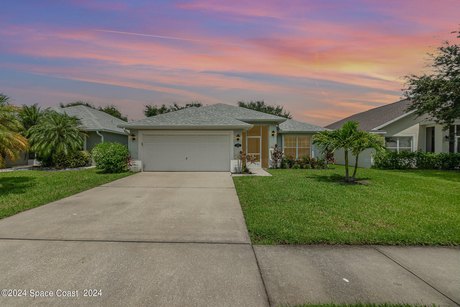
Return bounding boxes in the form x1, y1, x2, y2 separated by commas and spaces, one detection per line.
254, 245, 460, 306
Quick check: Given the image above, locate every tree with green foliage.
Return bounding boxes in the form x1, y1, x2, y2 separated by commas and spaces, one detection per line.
313, 121, 384, 182
0, 103, 28, 168
18, 104, 44, 132
144, 102, 202, 117
59, 101, 95, 109
28, 111, 85, 165
404, 30, 460, 128
238, 101, 292, 119
0, 93, 10, 106
98, 105, 127, 121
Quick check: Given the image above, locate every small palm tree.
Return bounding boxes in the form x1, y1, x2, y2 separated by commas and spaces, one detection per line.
0, 104, 28, 168
19, 104, 44, 132
28, 112, 85, 163
314, 121, 384, 182
350, 131, 384, 180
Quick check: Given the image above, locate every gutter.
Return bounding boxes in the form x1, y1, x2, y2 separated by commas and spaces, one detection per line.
96, 130, 104, 143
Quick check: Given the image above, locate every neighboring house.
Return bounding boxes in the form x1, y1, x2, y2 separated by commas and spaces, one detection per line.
326, 99, 460, 168
119, 103, 326, 172
5, 105, 129, 168
53, 105, 128, 151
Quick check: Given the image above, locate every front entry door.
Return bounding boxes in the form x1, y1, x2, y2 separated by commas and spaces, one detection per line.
247, 136, 261, 166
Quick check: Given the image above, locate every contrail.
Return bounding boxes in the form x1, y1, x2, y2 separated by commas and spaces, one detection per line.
95, 29, 218, 44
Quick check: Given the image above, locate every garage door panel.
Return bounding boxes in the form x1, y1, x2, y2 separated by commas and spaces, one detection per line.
142, 134, 231, 172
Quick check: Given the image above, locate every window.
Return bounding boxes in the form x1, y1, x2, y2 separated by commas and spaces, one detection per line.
283, 135, 311, 159
385, 136, 413, 153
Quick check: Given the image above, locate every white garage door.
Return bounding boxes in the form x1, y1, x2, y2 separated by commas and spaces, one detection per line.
141, 133, 231, 171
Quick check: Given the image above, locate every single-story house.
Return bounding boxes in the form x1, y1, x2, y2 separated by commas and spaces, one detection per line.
326, 99, 460, 168
5, 105, 128, 168
119, 103, 326, 172
53, 105, 128, 151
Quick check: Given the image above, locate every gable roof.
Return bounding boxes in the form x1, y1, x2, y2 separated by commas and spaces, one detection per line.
201, 103, 287, 123
120, 103, 287, 129
119, 106, 252, 130
326, 99, 413, 132
279, 119, 328, 133
52, 105, 127, 135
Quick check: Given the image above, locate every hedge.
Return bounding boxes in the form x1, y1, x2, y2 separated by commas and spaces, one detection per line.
92, 142, 130, 173
373, 150, 460, 170
53, 151, 92, 169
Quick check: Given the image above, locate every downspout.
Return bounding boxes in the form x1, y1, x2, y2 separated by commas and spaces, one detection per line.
96, 130, 104, 143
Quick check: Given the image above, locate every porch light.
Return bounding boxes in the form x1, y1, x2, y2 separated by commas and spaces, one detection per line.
131, 134, 136, 141
235, 134, 240, 141
271, 130, 276, 137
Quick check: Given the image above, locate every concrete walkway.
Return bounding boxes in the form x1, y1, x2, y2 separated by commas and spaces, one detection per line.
0, 172, 458, 306
0, 172, 267, 307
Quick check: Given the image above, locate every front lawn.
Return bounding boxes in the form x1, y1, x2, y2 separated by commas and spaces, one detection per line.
0, 168, 132, 219
233, 166, 460, 245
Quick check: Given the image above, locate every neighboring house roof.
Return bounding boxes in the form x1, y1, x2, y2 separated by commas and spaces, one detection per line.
119, 106, 253, 130
279, 119, 328, 133
120, 103, 287, 130
52, 105, 127, 135
326, 99, 413, 132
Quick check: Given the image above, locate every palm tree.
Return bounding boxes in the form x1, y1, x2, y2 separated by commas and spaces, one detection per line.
28, 112, 85, 163
350, 131, 384, 180
0, 93, 10, 106
0, 104, 28, 168
19, 104, 44, 132
314, 121, 384, 182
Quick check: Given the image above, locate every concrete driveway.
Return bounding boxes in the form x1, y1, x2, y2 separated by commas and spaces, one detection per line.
0, 172, 268, 307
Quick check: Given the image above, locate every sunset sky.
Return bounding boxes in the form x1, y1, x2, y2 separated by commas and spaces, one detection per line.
1, 1, 459, 125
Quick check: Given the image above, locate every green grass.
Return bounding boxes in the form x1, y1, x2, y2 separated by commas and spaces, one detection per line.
289, 304, 434, 307
0, 168, 132, 219
233, 166, 460, 245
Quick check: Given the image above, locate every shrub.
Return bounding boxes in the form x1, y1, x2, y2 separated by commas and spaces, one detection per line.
92, 142, 130, 173
280, 156, 328, 170
53, 151, 91, 169
374, 150, 460, 170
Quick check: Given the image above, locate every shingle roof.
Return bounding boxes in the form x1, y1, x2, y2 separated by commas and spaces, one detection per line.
119, 106, 252, 129
120, 103, 287, 129
325, 99, 412, 131
52, 105, 127, 135
202, 103, 287, 123
279, 119, 328, 133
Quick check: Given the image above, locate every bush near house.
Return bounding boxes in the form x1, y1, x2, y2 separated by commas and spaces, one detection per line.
374, 150, 460, 170
52, 150, 91, 169
281, 156, 327, 169
92, 142, 130, 173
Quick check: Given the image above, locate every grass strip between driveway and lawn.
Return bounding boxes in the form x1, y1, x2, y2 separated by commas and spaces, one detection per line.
233, 166, 460, 245
0, 168, 132, 219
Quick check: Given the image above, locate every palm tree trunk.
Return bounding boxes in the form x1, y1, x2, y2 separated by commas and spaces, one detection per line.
344, 149, 349, 181
352, 154, 359, 179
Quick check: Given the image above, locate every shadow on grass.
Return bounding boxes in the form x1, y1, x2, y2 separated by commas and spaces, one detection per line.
0, 176, 36, 196
305, 173, 371, 185
402, 169, 460, 183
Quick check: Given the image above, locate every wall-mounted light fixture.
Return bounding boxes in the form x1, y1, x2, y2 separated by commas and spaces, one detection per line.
131, 134, 136, 141
235, 134, 241, 142
271, 130, 276, 137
